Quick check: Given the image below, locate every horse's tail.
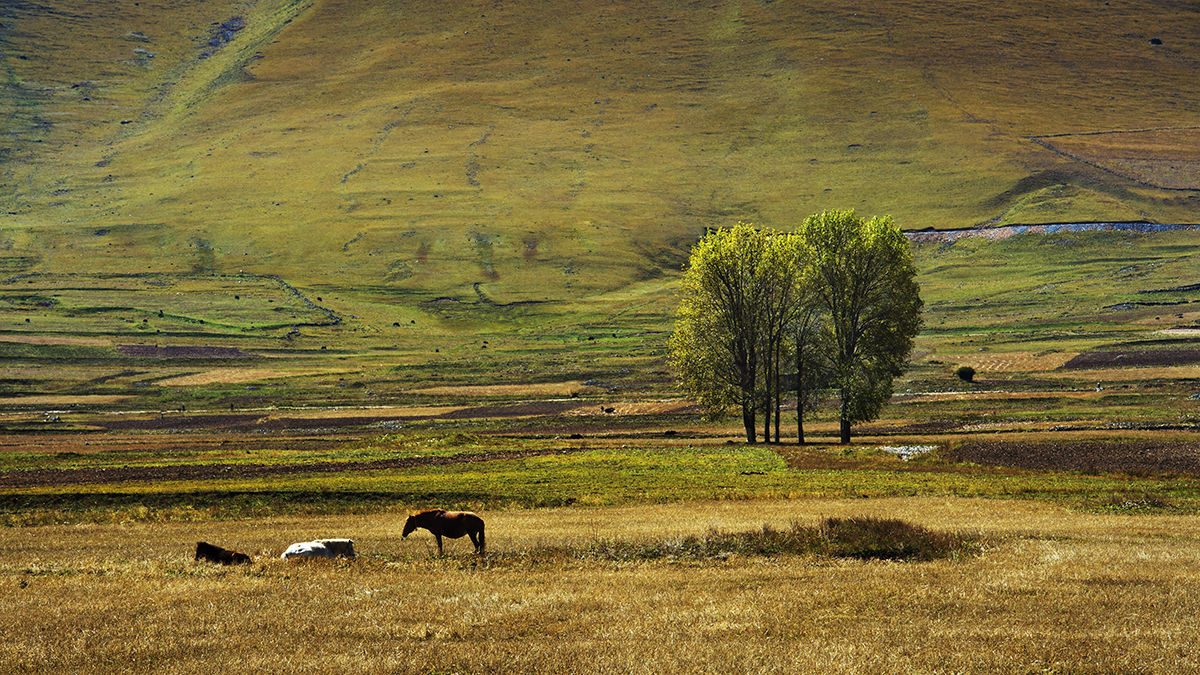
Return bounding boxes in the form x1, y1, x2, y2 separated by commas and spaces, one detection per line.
477, 520, 486, 555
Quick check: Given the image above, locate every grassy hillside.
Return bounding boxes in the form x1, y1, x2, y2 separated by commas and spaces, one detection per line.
3, 0, 1199, 307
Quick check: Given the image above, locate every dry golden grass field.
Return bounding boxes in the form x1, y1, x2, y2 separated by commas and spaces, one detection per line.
2, 498, 1198, 674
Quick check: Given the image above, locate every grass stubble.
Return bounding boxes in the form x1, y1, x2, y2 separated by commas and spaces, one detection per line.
2, 499, 1198, 674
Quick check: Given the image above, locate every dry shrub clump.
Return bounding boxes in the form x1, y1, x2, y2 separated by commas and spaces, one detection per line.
576, 516, 979, 563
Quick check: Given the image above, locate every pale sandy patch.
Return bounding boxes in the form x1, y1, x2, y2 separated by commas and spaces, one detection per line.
259, 405, 469, 419
1042, 365, 1200, 381
155, 368, 350, 387
939, 351, 1077, 372
0, 395, 130, 406
405, 381, 593, 397
0, 334, 109, 346
899, 390, 1106, 403
565, 401, 699, 416
958, 421, 1080, 432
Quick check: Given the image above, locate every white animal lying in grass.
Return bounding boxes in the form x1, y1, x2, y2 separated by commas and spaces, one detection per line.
280, 538, 356, 560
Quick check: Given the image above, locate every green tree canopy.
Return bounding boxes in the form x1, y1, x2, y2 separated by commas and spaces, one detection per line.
668, 223, 776, 442
800, 209, 923, 443
669, 211, 922, 444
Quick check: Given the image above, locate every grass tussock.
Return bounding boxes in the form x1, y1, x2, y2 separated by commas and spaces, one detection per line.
571, 516, 981, 563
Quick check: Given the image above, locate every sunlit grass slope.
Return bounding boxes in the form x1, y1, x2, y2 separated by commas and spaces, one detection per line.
2, 0, 1198, 305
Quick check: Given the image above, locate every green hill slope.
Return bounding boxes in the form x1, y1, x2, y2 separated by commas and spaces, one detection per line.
3, 0, 1199, 305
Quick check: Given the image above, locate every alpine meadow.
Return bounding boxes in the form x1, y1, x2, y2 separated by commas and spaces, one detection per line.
3, 1, 1200, 673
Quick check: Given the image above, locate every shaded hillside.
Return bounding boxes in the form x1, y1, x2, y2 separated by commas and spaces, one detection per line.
2, 0, 1198, 302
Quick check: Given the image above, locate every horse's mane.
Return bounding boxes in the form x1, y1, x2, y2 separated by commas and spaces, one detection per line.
414, 508, 447, 517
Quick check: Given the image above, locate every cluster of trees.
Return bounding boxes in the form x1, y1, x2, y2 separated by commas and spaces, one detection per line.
668, 210, 923, 444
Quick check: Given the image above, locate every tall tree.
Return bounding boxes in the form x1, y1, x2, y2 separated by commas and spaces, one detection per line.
800, 209, 923, 443
758, 231, 806, 443
791, 301, 828, 445
668, 223, 775, 442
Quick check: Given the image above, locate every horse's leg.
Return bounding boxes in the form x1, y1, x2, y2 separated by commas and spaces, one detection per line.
435, 534, 443, 556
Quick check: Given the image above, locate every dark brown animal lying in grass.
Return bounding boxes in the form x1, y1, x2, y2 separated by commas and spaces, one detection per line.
195, 541, 252, 565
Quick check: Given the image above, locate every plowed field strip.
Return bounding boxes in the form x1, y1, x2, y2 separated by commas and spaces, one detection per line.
946, 440, 1200, 475
0, 447, 588, 489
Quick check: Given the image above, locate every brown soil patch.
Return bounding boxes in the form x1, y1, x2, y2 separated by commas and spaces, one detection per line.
92, 400, 631, 431
1033, 128, 1200, 190
155, 368, 343, 387
852, 421, 965, 435
0, 447, 590, 489
0, 434, 346, 456
944, 440, 1200, 475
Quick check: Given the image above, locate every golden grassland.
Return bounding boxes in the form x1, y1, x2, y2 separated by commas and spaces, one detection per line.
934, 351, 1080, 373
0, 394, 130, 406
2, 498, 1198, 674
403, 381, 592, 398
0, 335, 110, 346
153, 367, 354, 387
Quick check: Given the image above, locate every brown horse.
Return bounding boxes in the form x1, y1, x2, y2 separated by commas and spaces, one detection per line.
402, 509, 486, 555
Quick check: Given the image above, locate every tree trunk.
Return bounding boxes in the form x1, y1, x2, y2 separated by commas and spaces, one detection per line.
763, 374, 772, 444
773, 388, 781, 444
839, 387, 852, 443
773, 349, 781, 444
763, 338, 774, 444
742, 401, 756, 443
795, 358, 805, 445
763, 401, 771, 444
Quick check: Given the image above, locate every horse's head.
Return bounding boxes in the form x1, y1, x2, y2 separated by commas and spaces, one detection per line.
402, 515, 416, 538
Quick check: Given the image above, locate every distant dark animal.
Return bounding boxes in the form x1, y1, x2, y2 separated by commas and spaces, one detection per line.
402, 509, 485, 555
195, 541, 251, 565
280, 538, 356, 560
